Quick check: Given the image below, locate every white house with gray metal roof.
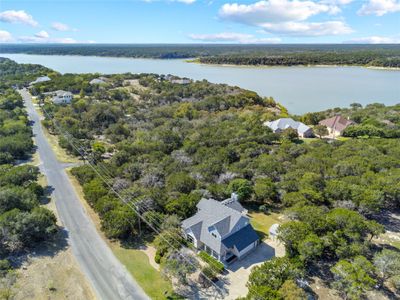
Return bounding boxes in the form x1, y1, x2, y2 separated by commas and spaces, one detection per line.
29, 76, 51, 86
182, 193, 259, 264
264, 118, 313, 138
43, 90, 73, 104
89, 77, 108, 85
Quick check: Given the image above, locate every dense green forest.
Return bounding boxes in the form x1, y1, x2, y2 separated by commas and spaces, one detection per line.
0, 57, 55, 88
2, 58, 399, 299
198, 50, 400, 68
2, 44, 400, 67
0, 67, 58, 296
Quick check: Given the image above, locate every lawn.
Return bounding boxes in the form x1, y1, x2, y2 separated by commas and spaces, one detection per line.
248, 210, 285, 240
111, 244, 173, 300
392, 241, 400, 250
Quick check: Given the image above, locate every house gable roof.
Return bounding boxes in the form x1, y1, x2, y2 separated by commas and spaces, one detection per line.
264, 118, 311, 134
222, 224, 259, 251
319, 115, 354, 133
182, 197, 250, 255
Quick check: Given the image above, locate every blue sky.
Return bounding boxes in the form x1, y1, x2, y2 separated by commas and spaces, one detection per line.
0, 0, 399, 44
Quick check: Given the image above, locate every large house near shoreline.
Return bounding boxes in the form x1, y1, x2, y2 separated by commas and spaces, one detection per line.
264, 118, 313, 138
89, 77, 108, 85
319, 115, 354, 138
182, 193, 260, 264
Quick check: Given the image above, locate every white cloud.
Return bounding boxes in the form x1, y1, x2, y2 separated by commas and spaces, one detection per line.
51, 22, 70, 31
35, 30, 49, 39
219, 0, 339, 24
18, 34, 77, 44
260, 20, 353, 36
358, 0, 400, 16
0, 30, 13, 42
218, 0, 353, 36
322, 0, 353, 4
189, 32, 281, 43
346, 36, 400, 44
0, 10, 38, 26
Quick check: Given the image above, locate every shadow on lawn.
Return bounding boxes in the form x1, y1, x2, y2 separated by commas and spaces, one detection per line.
245, 202, 282, 215
119, 231, 156, 250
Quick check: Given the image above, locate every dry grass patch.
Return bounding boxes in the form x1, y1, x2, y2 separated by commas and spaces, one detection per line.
13, 236, 95, 300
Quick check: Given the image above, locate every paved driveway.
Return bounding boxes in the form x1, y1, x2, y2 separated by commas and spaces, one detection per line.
223, 239, 285, 299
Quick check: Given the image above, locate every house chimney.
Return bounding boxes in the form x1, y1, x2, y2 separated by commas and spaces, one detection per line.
231, 192, 238, 202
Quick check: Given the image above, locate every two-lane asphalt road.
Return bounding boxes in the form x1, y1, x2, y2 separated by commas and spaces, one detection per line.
20, 89, 149, 300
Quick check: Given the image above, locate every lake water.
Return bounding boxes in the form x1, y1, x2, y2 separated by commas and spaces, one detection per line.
1, 53, 399, 114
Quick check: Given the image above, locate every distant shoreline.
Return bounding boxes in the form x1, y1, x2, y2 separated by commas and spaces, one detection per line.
1, 53, 399, 71
187, 59, 400, 70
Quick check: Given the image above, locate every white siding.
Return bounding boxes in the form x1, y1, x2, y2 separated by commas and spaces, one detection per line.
238, 241, 258, 258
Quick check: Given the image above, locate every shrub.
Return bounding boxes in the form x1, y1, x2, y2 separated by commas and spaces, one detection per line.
198, 251, 224, 274
227, 178, 253, 201
389, 275, 400, 291
200, 266, 218, 286
0, 259, 11, 276
155, 249, 162, 264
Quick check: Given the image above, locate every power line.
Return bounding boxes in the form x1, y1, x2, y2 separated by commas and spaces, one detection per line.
37, 99, 227, 279
35, 94, 226, 298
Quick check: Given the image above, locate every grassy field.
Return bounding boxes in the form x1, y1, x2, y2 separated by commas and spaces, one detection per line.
248, 210, 285, 240
392, 241, 400, 250
111, 244, 173, 300
66, 170, 173, 299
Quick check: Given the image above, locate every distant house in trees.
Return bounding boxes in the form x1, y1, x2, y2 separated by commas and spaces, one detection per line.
165, 74, 191, 85
264, 118, 313, 138
89, 77, 107, 85
319, 115, 354, 138
182, 193, 259, 264
29, 76, 51, 85
43, 90, 73, 104
171, 78, 191, 85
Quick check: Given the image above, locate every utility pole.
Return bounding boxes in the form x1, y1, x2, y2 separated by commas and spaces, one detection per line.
138, 213, 142, 236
